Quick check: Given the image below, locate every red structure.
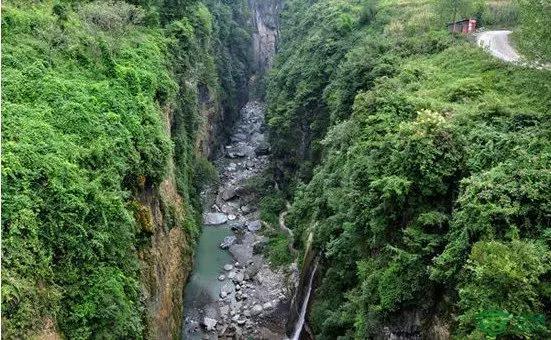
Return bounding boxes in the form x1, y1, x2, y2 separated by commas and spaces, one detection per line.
447, 18, 477, 34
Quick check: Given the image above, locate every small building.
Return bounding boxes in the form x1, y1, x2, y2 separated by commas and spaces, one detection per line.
447, 18, 477, 34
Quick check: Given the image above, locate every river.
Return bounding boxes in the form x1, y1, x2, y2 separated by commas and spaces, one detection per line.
182, 101, 294, 339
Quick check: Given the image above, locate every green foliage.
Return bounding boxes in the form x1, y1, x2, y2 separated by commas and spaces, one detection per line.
458, 240, 550, 338
2, 0, 252, 337
266, 234, 294, 267
268, 0, 551, 338
2, 2, 172, 336
478, 1, 519, 27
514, 0, 551, 62
193, 155, 219, 189
66, 267, 143, 339
259, 193, 286, 226
435, 0, 484, 24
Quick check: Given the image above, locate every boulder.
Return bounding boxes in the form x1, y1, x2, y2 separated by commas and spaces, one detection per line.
251, 304, 263, 316
235, 272, 245, 283
227, 146, 247, 158
203, 317, 217, 331
221, 187, 238, 201
218, 274, 226, 281
224, 264, 234, 271
220, 236, 236, 249
203, 213, 228, 225
246, 220, 262, 232
229, 221, 245, 231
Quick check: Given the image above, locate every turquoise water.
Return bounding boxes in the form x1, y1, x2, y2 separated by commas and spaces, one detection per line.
184, 225, 233, 304
183, 224, 233, 340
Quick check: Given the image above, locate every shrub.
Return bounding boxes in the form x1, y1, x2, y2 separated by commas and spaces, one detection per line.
457, 240, 550, 338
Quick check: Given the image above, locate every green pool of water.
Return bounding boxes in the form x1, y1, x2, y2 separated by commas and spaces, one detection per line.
184, 224, 233, 311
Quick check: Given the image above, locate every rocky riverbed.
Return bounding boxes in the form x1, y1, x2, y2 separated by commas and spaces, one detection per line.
183, 101, 298, 339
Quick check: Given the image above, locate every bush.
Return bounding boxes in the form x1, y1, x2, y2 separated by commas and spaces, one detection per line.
267, 233, 293, 266
79, 1, 146, 31
457, 240, 550, 338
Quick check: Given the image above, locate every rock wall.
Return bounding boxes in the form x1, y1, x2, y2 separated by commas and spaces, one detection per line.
137, 103, 196, 339
249, 0, 281, 75
196, 83, 225, 158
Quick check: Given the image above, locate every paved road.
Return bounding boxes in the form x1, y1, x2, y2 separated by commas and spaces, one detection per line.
476, 30, 521, 62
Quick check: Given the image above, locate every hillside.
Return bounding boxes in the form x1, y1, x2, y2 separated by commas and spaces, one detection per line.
1, 0, 251, 338
265, 0, 551, 338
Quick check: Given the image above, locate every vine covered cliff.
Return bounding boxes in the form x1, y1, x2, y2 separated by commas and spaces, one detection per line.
1, 0, 252, 338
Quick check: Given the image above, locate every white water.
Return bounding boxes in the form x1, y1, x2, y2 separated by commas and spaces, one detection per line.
289, 259, 318, 340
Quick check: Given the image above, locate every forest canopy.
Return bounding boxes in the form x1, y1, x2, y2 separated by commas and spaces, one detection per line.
266, 0, 551, 338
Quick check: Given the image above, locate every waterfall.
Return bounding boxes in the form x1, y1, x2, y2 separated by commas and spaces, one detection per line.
289, 258, 318, 340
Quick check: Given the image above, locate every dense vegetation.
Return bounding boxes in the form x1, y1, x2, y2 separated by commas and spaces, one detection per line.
1, 0, 251, 338
3, 0, 549, 338
267, 0, 551, 338
514, 0, 551, 62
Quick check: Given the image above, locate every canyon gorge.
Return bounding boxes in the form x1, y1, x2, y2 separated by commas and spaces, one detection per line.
3, 0, 550, 339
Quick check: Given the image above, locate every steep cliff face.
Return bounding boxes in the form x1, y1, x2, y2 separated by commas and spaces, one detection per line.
249, 0, 281, 76
137, 181, 193, 339
137, 0, 256, 336
134, 101, 193, 339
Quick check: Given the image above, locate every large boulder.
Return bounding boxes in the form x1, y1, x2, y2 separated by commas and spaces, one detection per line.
221, 187, 238, 201
220, 236, 237, 249
229, 221, 245, 231
227, 146, 247, 158
246, 220, 262, 232
202, 317, 217, 331
234, 272, 245, 283
251, 304, 263, 316
241, 205, 257, 214
203, 212, 228, 225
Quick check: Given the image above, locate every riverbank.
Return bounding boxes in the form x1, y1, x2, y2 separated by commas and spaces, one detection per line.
183, 101, 298, 339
